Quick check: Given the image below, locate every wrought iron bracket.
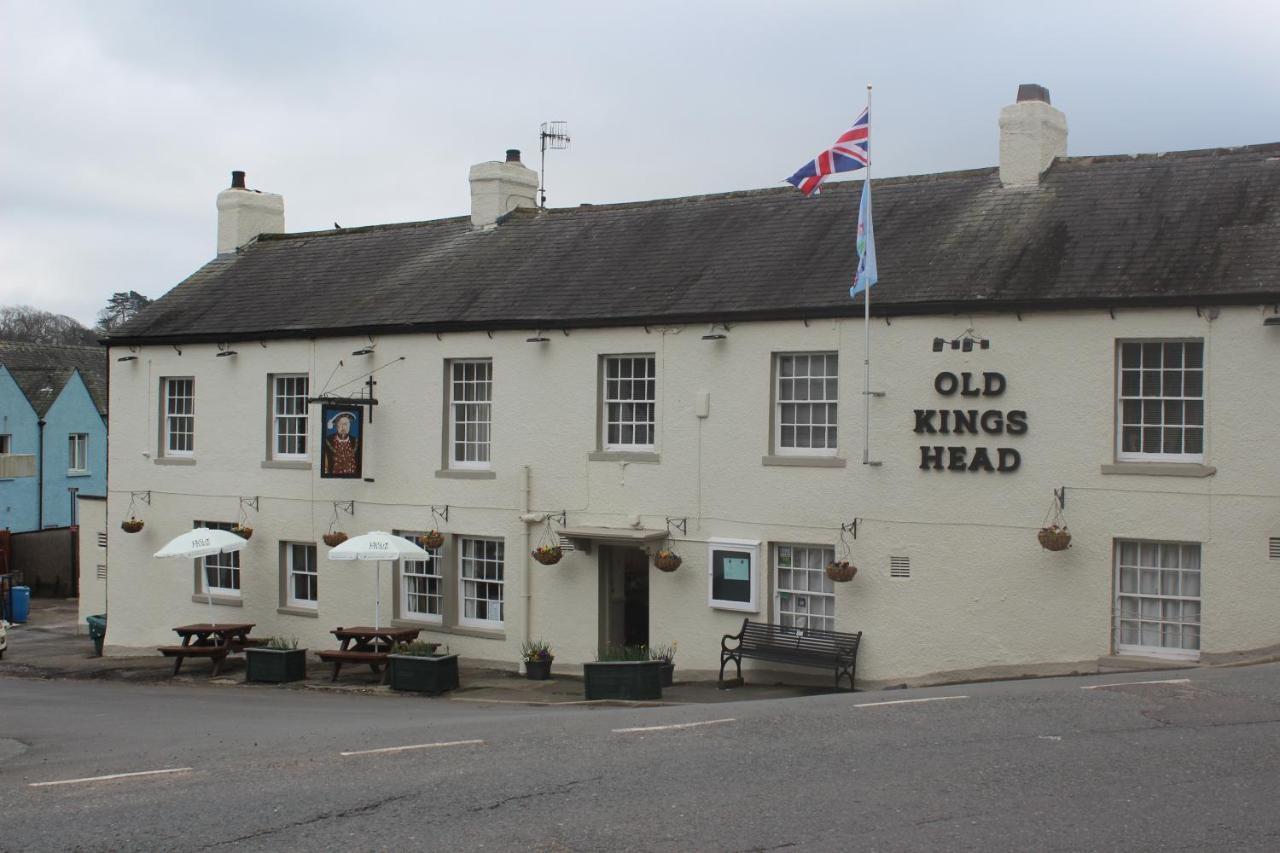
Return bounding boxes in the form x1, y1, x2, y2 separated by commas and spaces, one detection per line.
841, 519, 860, 540
545, 510, 567, 527
333, 500, 355, 517
239, 496, 259, 513
1054, 487, 1066, 509
665, 516, 687, 536
130, 490, 152, 505
430, 505, 449, 525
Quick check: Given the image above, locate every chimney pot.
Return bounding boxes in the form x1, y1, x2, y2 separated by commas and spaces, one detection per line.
217, 171, 284, 254
505, 149, 521, 163
469, 151, 539, 228
1016, 83, 1051, 104
230, 170, 246, 189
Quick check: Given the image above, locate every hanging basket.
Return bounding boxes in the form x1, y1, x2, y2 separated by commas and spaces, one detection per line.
653, 550, 683, 572
121, 517, 144, 534
323, 531, 349, 547
420, 530, 445, 550
231, 524, 254, 540
1038, 525, 1072, 552
825, 560, 858, 583
531, 545, 563, 565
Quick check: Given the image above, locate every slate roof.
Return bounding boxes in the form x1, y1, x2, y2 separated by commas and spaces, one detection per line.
113, 143, 1280, 344
0, 341, 107, 416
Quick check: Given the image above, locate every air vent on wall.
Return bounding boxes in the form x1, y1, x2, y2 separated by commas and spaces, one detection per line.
890, 556, 911, 578
557, 535, 576, 552
96, 563, 107, 580
1270, 538, 1280, 560
97, 531, 108, 548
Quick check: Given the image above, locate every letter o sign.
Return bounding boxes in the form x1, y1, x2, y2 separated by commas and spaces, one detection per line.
934, 372, 959, 396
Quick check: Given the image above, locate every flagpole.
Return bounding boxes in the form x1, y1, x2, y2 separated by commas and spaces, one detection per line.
862, 83, 873, 466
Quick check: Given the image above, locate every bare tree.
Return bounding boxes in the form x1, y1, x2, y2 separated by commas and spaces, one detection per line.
0, 305, 98, 346
95, 290, 153, 334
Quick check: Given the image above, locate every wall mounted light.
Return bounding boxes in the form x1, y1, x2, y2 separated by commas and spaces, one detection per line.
702, 322, 729, 341
117, 355, 138, 362
932, 338, 945, 352
215, 349, 238, 358
526, 330, 550, 343
1265, 316, 1280, 327
352, 346, 375, 356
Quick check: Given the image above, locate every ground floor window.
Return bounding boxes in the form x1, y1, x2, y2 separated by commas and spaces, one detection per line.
286, 542, 318, 609
1116, 540, 1201, 659
198, 520, 240, 596
397, 532, 442, 623
775, 544, 836, 632
459, 537, 503, 627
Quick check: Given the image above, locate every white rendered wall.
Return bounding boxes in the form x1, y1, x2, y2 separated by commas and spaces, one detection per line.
103, 306, 1280, 681
76, 496, 107, 632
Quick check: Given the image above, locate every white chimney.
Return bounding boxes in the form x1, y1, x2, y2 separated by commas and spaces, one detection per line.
998, 84, 1067, 188
469, 149, 538, 228
216, 170, 285, 254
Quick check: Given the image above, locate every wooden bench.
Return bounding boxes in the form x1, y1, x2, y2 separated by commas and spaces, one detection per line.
720, 619, 862, 691
158, 644, 230, 677
316, 649, 390, 684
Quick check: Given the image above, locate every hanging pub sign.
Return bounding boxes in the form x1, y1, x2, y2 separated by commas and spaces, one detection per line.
321, 405, 363, 479
915, 371, 1026, 473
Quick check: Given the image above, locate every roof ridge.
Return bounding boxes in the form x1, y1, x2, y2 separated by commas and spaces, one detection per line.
259, 215, 471, 243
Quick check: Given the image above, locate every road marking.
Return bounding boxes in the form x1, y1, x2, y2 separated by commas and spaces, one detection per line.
1081, 678, 1191, 690
612, 718, 736, 733
340, 739, 485, 757
29, 767, 192, 788
1038, 735, 1062, 741
853, 696, 969, 708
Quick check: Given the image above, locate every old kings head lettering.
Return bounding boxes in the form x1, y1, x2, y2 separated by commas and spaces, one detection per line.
915, 371, 1026, 473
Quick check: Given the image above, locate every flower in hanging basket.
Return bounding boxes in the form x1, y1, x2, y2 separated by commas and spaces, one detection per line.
1037, 525, 1072, 552
531, 544, 563, 565
420, 530, 445, 550
825, 560, 858, 582
121, 517, 144, 534
323, 531, 349, 547
653, 550, 683, 572
231, 524, 254, 540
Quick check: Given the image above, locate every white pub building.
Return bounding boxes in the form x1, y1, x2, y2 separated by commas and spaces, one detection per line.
98, 86, 1280, 686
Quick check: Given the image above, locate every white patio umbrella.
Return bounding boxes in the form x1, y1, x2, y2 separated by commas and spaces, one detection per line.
154, 527, 248, 626
326, 531, 431, 629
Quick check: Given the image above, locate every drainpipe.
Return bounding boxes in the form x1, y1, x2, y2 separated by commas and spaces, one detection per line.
522, 465, 532, 662
36, 419, 45, 529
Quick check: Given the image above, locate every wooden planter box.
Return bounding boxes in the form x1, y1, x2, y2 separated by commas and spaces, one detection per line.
388, 653, 459, 695
245, 648, 308, 684
583, 660, 664, 701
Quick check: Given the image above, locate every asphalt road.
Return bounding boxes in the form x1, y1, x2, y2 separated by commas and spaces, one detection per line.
3, 665, 1280, 852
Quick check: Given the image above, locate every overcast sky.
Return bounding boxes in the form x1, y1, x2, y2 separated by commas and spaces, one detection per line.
1, 0, 1277, 327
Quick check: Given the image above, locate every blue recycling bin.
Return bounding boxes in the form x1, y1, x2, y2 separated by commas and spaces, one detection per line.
10, 585, 30, 623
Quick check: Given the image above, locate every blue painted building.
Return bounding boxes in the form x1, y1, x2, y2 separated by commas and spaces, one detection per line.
0, 342, 107, 532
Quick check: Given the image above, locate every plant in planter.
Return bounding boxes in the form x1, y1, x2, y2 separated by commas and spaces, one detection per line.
121, 517, 144, 533
388, 640, 457, 695
246, 635, 307, 684
1038, 524, 1072, 551
531, 544, 563, 565
231, 524, 254, 540
420, 530, 445, 550
653, 549, 682, 572
650, 642, 678, 687
521, 639, 554, 680
825, 560, 858, 582
584, 645, 663, 701
323, 531, 348, 547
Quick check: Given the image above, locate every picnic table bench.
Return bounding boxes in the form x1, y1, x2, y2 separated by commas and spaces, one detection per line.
317, 626, 421, 683
719, 619, 862, 691
158, 623, 258, 676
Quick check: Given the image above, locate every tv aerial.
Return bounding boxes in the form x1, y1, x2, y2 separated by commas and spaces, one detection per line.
538, 121, 571, 208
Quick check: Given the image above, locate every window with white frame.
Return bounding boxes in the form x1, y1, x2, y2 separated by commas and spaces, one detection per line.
68, 433, 88, 473
775, 545, 836, 633
163, 377, 195, 456
1117, 340, 1204, 461
198, 520, 240, 596
775, 353, 838, 455
449, 360, 492, 468
708, 539, 760, 612
285, 542, 318, 608
271, 374, 309, 460
1115, 540, 1201, 659
398, 532, 442, 623
459, 537, 503, 627
602, 355, 656, 450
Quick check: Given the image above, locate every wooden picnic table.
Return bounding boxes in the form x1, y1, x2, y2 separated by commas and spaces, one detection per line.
158, 623, 261, 677
317, 625, 422, 683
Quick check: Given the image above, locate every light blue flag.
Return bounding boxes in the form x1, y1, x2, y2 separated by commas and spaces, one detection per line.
850, 179, 878, 298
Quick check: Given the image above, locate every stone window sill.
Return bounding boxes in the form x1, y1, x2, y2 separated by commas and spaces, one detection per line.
761, 455, 847, 468
588, 451, 660, 463
1100, 462, 1216, 478
434, 469, 496, 480
67, 471, 92, 478
156, 457, 196, 466
391, 619, 504, 641
262, 460, 312, 470
192, 594, 241, 607
277, 606, 319, 618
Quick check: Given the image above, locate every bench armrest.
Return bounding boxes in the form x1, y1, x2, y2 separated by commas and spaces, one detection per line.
721, 618, 749, 653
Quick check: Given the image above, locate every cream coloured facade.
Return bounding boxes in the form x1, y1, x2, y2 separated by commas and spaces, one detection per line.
102, 304, 1280, 684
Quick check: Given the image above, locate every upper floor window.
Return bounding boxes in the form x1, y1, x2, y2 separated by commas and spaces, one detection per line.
163, 377, 195, 457
602, 355, 656, 450
775, 353, 838, 456
271, 374, 310, 460
449, 359, 492, 468
68, 433, 88, 473
1117, 341, 1204, 462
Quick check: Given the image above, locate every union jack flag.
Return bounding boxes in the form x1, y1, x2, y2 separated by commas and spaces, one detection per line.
785, 108, 870, 196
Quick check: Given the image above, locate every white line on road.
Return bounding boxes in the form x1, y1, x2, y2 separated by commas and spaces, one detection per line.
29, 767, 193, 788
612, 718, 736, 733
340, 739, 485, 757
854, 696, 969, 708
1081, 678, 1191, 690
